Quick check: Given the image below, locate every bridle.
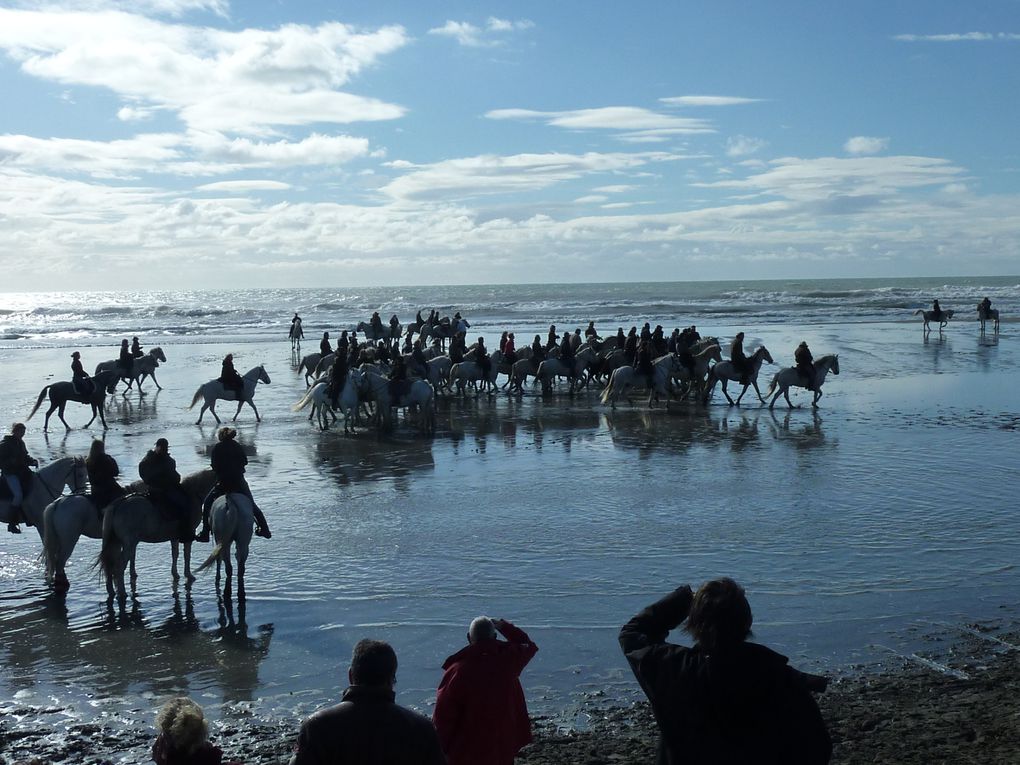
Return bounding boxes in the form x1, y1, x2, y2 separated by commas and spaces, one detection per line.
37, 456, 86, 500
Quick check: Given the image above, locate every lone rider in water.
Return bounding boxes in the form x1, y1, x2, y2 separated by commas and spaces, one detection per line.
931, 299, 943, 321
218, 354, 245, 395
794, 341, 816, 391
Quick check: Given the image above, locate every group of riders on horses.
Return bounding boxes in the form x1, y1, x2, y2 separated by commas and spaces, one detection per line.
68, 336, 147, 397
4, 420, 272, 540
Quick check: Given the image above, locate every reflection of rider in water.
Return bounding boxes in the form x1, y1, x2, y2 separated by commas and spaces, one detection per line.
71, 351, 94, 395
139, 438, 192, 542
795, 342, 816, 391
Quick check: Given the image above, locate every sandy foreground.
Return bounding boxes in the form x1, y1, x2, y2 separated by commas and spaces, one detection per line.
2, 623, 1018, 763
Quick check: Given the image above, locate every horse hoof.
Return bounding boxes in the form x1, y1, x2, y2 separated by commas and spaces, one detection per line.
186, 574, 196, 583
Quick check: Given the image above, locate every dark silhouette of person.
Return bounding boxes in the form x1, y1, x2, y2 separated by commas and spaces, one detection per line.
320, 332, 332, 356
795, 342, 816, 390
625, 327, 638, 366
218, 354, 245, 394
86, 439, 123, 510
327, 352, 349, 407
931, 299, 943, 321
636, 340, 655, 389
118, 339, 133, 377
139, 438, 193, 542
620, 579, 832, 765
1, 423, 38, 533
71, 351, 94, 395
290, 639, 445, 764
545, 325, 559, 353
730, 332, 750, 385
131, 336, 144, 358
197, 426, 270, 543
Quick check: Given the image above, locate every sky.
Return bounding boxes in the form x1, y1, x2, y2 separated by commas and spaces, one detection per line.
1, 0, 1019, 290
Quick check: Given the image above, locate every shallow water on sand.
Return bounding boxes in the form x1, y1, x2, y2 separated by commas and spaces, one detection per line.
0, 322, 1017, 751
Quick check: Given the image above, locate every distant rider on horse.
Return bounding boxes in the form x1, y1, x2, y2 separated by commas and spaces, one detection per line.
931, 299, 943, 321
131, 336, 144, 359
197, 427, 271, 542
71, 351, 94, 395
118, 339, 133, 378
795, 342, 816, 391
218, 354, 245, 395
730, 332, 751, 386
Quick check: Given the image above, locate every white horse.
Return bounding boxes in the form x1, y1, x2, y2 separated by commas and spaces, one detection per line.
95, 347, 167, 392
292, 370, 363, 433
98, 469, 216, 601
289, 318, 304, 348
449, 353, 503, 396
196, 493, 255, 600
0, 456, 87, 546
978, 304, 1000, 333
599, 354, 683, 409
914, 308, 954, 332
533, 347, 598, 393
358, 371, 437, 433
765, 354, 840, 409
703, 346, 774, 406
356, 320, 401, 344
189, 365, 271, 424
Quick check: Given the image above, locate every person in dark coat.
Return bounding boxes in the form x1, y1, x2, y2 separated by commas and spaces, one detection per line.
118, 339, 133, 377
449, 332, 466, 364
931, 299, 943, 321
636, 340, 655, 389
290, 313, 304, 341
320, 332, 332, 356
376, 341, 391, 364
71, 351, 94, 395
585, 321, 598, 342
640, 322, 652, 343
559, 334, 575, 379
615, 327, 626, 351
290, 639, 445, 765
795, 342, 816, 390
530, 334, 545, 364
131, 336, 144, 359
979, 297, 992, 316
218, 354, 245, 394
474, 337, 491, 379
326, 352, 349, 407
388, 354, 408, 400
152, 697, 240, 765
1, 423, 37, 533
620, 580, 831, 765
545, 325, 559, 353
730, 332, 750, 385
624, 327, 638, 366
411, 340, 428, 378
348, 333, 359, 364
433, 617, 538, 765
139, 439, 192, 542
336, 330, 349, 358
86, 439, 123, 510
652, 325, 666, 356
197, 427, 270, 542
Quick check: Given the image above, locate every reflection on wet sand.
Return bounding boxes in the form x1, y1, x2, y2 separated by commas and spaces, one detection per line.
0, 589, 272, 705
105, 389, 163, 425
313, 434, 435, 490
764, 410, 834, 452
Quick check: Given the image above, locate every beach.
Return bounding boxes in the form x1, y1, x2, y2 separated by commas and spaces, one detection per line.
1, 281, 1018, 762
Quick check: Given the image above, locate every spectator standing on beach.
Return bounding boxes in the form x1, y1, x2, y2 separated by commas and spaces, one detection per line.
152, 696, 241, 765
290, 639, 445, 765
620, 579, 831, 765
433, 616, 538, 765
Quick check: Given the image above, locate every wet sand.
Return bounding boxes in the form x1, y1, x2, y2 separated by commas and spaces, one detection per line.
0, 323, 1018, 761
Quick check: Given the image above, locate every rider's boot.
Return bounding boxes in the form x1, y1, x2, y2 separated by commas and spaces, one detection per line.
196, 489, 215, 542
253, 505, 272, 539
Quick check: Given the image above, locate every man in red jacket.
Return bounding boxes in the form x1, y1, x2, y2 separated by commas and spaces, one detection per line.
433, 616, 538, 765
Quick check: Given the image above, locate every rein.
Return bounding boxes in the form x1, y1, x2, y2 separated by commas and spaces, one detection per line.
38, 457, 84, 501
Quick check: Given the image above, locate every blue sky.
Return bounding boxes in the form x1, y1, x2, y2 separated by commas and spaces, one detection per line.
1, 0, 1018, 289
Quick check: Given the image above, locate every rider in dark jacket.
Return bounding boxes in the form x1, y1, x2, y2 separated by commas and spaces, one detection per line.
326, 352, 349, 407
636, 340, 655, 389
411, 341, 428, 378
197, 427, 271, 542
320, 332, 332, 356
139, 439, 193, 541
795, 342, 816, 390
131, 336, 144, 358
931, 299, 943, 321
730, 332, 750, 385
118, 339, 133, 377
86, 439, 123, 510
624, 327, 639, 366
71, 351, 95, 395
1, 423, 38, 533
218, 354, 245, 394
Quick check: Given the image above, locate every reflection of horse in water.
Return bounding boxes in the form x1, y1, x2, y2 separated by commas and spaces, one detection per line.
313, 434, 435, 488
765, 354, 840, 410
977, 304, 1000, 333
914, 308, 954, 332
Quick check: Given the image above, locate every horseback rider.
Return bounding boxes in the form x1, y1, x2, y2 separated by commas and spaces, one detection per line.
71, 351, 95, 395
795, 341, 816, 391
545, 325, 559, 353
559, 333, 575, 379
504, 333, 517, 365
652, 325, 666, 356
336, 330, 349, 359
197, 427, 271, 543
290, 312, 304, 340
450, 331, 467, 364
585, 321, 598, 342
615, 327, 626, 352
326, 351, 349, 407
320, 331, 332, 356
454, 312, 470, 335
1, 423, 38, 534
931, 299, 943, 321
402, 333, 414, 355
624, 327, 638, 366
389, 314, 400, 344
640, 322, 652, 344
370, 311, 384, 338
676, 328, 696, 375
348, 333, 359, 363
475, 337, 491, 379
376, 340, 391, 364
636, 339, 655, 390
218, 354, 245, 395
530, 334, 545, 365
118, 339, 133, 378
388, 353, 408, 400
131, 336, 144, 359
86, 438, 123, 510
730, 332, 751, 386
411, 340, 428, 378
979, 296, 992, 316
138, 438, 193, 542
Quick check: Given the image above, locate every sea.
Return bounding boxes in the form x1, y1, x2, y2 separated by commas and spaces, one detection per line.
0, 276, 1018, 761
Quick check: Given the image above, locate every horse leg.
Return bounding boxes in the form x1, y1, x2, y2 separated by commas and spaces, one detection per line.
223, 544, 234, 600
721, 380, 735, 406
196, 400, 209, 424
43, 401, 59, 431
812, 388, 823, 408
184, 541, 194, 583
58, 403, 73, 432
248, 400, 262, 422
211, 402, 221, 424
232, 400, 244, 421
735, 383, 749, 406
98, 404, 109, 430
171, 539, 180, 581
752, 380, 767, 405
769, 387, 782, 410
236, 546, 247, 600
152, 372, 162, 390
784, 387, 796, 409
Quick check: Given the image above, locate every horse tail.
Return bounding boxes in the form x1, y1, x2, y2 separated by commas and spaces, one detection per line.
42, 499, 63, 576
96, 496, 123, 579
600, 372, 615, 405
26, 385, 51, 421
913, 309, 924, 316
196, 542, 224, 573
293, 385, 317, 412
764, 373, 780, 399
532, 362, 542, 387
188, 385, 203, 409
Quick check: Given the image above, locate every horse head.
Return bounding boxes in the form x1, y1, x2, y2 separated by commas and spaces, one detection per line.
96, 369, 120, 394
71, 456, 88, 494
817, 354, 839, 375
257, 365, 271, 385
153, 347, 167, 363
758, 346, 774, 365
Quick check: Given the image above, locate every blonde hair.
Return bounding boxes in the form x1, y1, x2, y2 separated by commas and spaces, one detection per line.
156, 697, 209, 754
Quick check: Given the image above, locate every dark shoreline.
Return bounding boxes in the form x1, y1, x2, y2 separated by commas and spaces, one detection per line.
3, 624, 1017, 765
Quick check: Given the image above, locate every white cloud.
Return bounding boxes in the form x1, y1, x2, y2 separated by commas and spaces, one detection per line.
0, 9, 408, 133
0, 132, 184, 178
428, 17, 533, 47
382, 151, 684, 201
593, 184, 637, 193
196, 180, 292, 192
660, 95, 762, 107
893, 32, 1020, 42
844, 136, 889, 155
487, 107, 713, 143
726, 135, 767, 157
574, 195, 609, 204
